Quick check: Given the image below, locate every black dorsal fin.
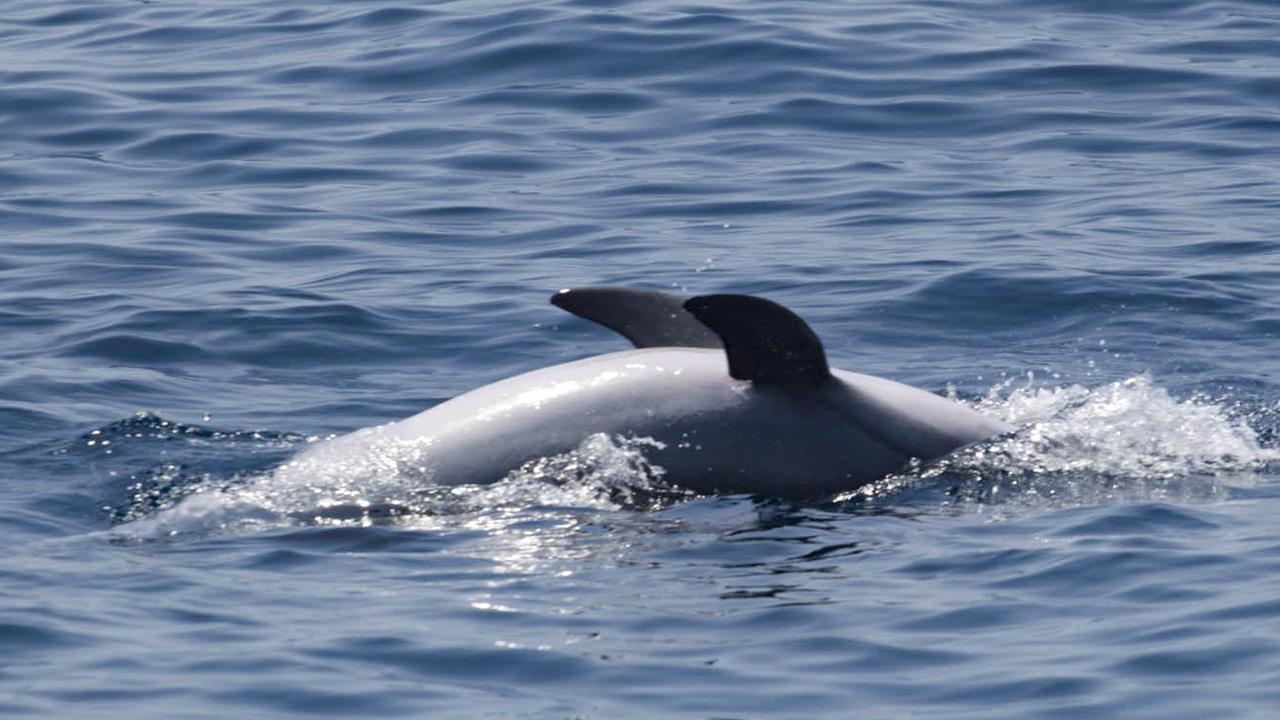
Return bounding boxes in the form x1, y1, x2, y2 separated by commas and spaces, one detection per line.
551, 287, 723, 349
682, 294, 831, 385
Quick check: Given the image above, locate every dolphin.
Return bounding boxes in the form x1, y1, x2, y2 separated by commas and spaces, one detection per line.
286, 288, 1013, 499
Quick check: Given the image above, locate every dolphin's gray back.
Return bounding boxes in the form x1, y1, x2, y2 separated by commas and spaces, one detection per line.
828, 369, 1014, 459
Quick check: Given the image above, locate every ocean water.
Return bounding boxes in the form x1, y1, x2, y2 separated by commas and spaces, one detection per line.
2, 0, 1279, 717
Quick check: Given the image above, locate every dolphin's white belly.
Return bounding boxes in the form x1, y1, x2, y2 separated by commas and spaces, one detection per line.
292, 347, 1010, 498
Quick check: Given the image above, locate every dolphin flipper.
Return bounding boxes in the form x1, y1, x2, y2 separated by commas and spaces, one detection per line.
552, 287, 723, 349
684, 294, 830, 386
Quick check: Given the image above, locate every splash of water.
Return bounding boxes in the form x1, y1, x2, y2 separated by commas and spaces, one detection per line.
114, 432, 681, 541
845, 374, 1277, 508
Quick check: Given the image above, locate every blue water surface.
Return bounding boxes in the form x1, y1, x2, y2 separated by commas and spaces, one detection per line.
1, 0, 1279, 717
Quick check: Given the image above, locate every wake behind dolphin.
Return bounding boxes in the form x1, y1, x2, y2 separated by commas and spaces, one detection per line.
283, 288, 1014, 500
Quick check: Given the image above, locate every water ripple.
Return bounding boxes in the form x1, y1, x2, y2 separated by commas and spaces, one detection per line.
1, 0, 1278, 717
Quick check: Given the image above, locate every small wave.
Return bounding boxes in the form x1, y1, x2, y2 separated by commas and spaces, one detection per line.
113, 432, 684, 542
844, 375, 1277, 510
93, 412, 314, 524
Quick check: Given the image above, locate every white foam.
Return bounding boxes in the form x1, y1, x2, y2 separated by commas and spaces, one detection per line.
114, 432, 676, 541
848, 374, 1278, 508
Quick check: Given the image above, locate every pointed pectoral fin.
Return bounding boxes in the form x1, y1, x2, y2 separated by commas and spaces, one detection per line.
683, 294, 831, 385
551, 287, 723, 349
